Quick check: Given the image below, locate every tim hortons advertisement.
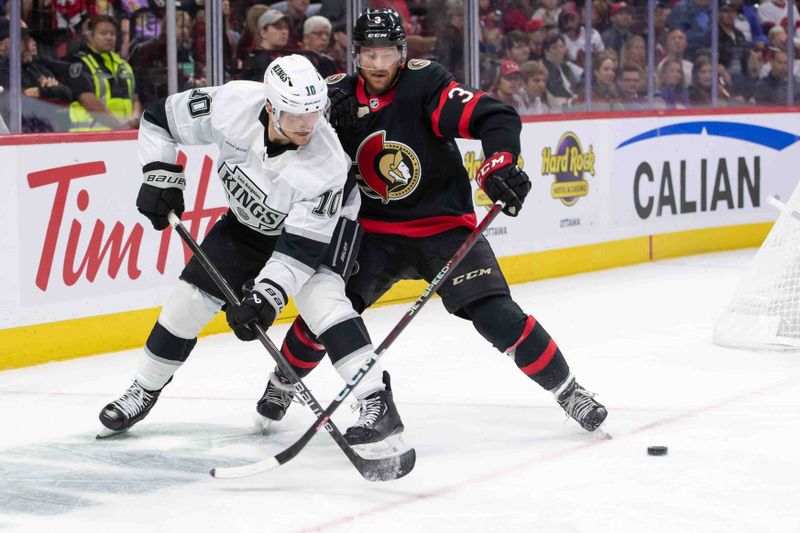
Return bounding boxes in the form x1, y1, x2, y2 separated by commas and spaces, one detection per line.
611, 115, 800, 234
2, 141, 226, 329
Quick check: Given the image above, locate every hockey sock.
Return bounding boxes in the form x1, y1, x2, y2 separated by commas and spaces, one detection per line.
280, 317, 327, 378
506, 315, 570, 391
466, 295, 570, 390
134, 281, 222, 390
137, 321, 196, 390
320, 316, 385, 399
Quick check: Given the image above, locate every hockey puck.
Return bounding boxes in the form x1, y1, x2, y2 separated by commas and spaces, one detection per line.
647, 446, 668, 456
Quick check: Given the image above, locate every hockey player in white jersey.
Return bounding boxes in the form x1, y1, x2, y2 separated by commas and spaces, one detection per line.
97, 55, 406, 448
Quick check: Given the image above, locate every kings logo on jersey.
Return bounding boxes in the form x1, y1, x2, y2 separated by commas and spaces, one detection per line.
355, 131, 421, 203
219, 163, 287, 234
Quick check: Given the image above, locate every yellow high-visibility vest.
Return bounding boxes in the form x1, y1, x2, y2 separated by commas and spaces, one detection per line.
69, 50, 135, 132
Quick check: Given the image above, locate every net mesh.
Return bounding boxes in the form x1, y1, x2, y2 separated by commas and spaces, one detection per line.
714, 187, 800, 349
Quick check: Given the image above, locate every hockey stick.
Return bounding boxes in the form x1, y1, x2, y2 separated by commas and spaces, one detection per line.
210, 202, 505, 479
166, 212, 415, 482
767, 195, 800, 221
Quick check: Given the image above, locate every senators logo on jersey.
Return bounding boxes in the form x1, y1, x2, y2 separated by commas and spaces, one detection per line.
355, 131, 421, 203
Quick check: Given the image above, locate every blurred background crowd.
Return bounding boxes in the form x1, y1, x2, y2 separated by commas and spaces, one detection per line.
1, 0, 798, 133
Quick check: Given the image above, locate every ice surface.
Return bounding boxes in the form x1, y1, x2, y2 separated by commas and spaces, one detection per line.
1, 249, 799, 533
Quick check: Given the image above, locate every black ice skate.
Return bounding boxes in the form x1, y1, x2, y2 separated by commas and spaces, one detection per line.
344, 371, 409, 458
553, 375, 608, 432
256, 371, 296, 432
97, 378, 171, 439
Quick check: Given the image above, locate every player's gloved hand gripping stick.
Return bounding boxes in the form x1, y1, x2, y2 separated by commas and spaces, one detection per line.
166, 211, 416, 482
208, 201, 506, 479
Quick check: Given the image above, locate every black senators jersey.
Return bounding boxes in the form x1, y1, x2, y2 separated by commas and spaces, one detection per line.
326, 59, 521, 237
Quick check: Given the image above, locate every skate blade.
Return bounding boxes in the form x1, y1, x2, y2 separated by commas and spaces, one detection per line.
351, 433, 412, 460
593, 422, 613, 440
258, 415, 274, 435
96, 425, 129, 439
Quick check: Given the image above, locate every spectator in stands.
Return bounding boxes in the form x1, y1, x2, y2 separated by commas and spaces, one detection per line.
617, 65, 648, 109
502, 30, 533, 65
524, 18, 547, 60
758, 0, 800, 31
753, 48, 798, 104
234, 4, 269, 73
129, 10, 206, 106
239, 9, 289, 81
297, 15, 339, 76
667, 0, 713, 59
560, 3, 605, 66
592, 1, 610, 33
298, 16, 331, 56
283, 0, 309, 49
488, 59, 524, 105
620, 35, 649, 93
575, 51, 620, 110
512, 59, 552, 114
729, 0, 767, 48
716, 0, 756, 96
755, 25, 787, 78
49, 0, 97, 58
435, 1, 465, 80
652, 0, 673, 57
686, 55, 740, 106
542, 33, 578, 109
119, 0, 163, 59
0, 19, 73, 132
602, 2, 635, 54
532, 0, 562, 29
65, 14, 141, 131
655, 57, 690, 108
320, 0, 345, 34
659, 29, 693, 88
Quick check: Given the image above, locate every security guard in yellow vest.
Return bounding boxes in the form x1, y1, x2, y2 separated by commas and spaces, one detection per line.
67, 15, 141, 131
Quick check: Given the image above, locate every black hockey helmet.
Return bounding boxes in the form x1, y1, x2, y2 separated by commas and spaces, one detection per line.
352, 8, 407, 64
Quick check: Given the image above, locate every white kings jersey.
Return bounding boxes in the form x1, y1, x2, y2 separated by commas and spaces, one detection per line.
137, 80, 355, 298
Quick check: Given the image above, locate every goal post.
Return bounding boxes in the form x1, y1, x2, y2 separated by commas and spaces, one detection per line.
713, 190, 800, 351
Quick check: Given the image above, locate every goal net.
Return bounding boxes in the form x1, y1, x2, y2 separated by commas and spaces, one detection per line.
713, 188, 800, 351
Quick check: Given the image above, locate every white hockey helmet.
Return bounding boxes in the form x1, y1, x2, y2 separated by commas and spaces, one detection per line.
263, 54, 328, 135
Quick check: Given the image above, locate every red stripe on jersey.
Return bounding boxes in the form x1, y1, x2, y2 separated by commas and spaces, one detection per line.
520, 339, 558, 376
293, 320, 325, 351
431, 80, 458, 137
356, 77, 397, 112
458, 91, 486, 139
506, 315, 536, 354
281, 344, 321, 370
360, 213, 477, 238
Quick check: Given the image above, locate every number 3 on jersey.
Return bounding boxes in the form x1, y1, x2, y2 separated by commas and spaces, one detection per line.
447, 87, 474, 104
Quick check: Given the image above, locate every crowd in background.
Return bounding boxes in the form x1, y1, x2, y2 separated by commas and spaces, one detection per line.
0, 0, 798, 132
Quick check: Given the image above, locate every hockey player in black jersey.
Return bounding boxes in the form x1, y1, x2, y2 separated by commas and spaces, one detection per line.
257, 8, 608, 442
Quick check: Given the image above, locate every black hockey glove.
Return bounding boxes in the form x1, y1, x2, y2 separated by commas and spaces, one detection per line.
328, 88, 359, 131
136, 162, 186, 230
476, 152, 531, 217
226, 279, 288, 341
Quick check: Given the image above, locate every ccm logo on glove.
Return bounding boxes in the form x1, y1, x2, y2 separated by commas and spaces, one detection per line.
476, 152, 531, 217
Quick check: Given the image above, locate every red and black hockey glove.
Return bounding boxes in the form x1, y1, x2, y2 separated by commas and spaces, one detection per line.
476, 152, 531, 217
226, 279, 287, 341
136, 162, 186, 230
328, 88, 359, 131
